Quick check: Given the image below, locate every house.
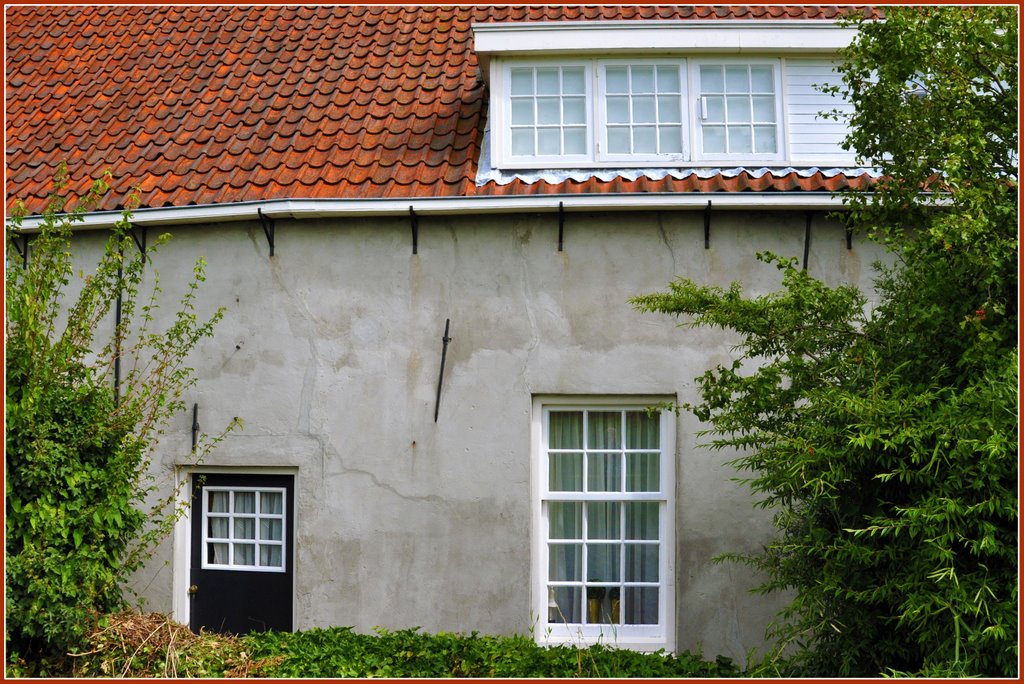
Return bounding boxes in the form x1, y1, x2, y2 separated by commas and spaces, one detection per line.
5, 5, 888, 659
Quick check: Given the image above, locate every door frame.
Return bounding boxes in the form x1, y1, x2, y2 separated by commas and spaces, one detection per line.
172, 466, 298, 628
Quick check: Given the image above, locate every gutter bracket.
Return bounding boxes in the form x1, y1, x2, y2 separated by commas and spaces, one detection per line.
410, 206, 418, 255
129, 224, 148, 258
558, 201, 565, 252
703, 200, 712, 249
11, 232, 29, 268
257, 208, 275, 256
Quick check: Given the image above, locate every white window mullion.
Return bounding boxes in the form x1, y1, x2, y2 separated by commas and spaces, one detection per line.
536, 399, 675, 651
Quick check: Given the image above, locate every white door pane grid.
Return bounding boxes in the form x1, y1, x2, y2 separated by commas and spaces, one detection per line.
538, 405, 672, 646
203, 487, 287, 572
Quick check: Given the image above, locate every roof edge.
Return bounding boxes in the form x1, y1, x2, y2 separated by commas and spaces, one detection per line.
10, 193, 854, 232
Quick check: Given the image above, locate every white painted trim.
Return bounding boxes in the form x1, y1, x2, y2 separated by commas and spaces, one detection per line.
11, 192, 854, 232
531, 395, 677, 653
473, 20, 858, 75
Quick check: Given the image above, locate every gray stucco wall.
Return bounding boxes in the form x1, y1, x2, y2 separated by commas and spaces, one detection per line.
65, 208, 885, 662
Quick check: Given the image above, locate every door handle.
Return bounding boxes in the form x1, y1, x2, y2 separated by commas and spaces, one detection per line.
188, 584, 198, 595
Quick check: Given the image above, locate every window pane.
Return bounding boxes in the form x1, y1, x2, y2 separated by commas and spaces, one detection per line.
587, 452, 621, 492
563, 127, 586, 155
626, 544, 659, 582
728, 125, 752, 152
704, 95, 725, 122
549, 501, 582, 539
510, 69, 533, 95
606, 66, 629, 93
700, 65, 723, 92
536, 68, 560, 95
726, 95, 751, 123
588, 412, 620, 449
563, 97, 586, 125
235, 492, 255, 514
750, 65, 774, 92
752, 95, 776, 122
511, 99, 534, 125
233, 543, 255, 566
260, 518, 283, 541
549, 543, 582, 581
626, 452, 660, 492
632, 96, 656, 123
626, 502, 659, 540
656, 65, 679, 92
702, 125, 726, 153
587, 502, 620, 540
659, 126, 682, 154
550, 412, 582, 449
587, 586, 615, 624
626, 411, 659, 448
624, 587, 659, 625
587, 544, 621, 582
550, 586, 582, 624
511, 129, 533, 156
562, 68, 585, 95
208, 517, 229, 539
208, 542, 229, 564
208, 491, 229, 513
606, 96, 630, 124
633, 126, 656, 154
537, 97, 560, 125
549, 453, 583, 491
537, 128, 560, 155
234, 518, 255, 540
631, 66, 655, 92
607, 127, 630, 154
754, 126, 777, 154
725, 66, 749, 92
657, 95, 680, 123
260, 492, 283, 515
260, 544, 283, 568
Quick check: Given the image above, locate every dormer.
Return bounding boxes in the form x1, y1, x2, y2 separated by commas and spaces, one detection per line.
473, 20, 861, 172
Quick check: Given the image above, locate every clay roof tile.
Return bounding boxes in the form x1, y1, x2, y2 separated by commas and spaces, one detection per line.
6, 5, 876, 211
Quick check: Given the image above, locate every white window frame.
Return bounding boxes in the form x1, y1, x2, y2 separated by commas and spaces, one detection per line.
596, 59, 690, 164
531, 396, 676, 652
691, 57, 786, 164
500, 59, 594, 168
201, 486, 288, 573
492, 56, 786, 170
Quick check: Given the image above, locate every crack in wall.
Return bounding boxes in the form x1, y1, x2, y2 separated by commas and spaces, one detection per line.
514, 219, 541, 394
657, 212, 680, 276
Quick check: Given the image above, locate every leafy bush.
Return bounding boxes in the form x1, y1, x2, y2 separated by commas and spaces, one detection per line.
5, 168, 231, 672
64, 613, 741, 678
243, 626, 739, 678
633, 6, 1017, 678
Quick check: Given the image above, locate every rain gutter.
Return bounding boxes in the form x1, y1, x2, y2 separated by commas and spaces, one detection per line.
10, 192, 853, 232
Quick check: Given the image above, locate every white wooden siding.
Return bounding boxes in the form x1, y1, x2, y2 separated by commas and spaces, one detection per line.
784, 58, 857, 165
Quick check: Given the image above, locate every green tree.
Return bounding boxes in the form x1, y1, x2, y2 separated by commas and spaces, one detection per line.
633, 7, 1017, 677
5, 167, 233, 673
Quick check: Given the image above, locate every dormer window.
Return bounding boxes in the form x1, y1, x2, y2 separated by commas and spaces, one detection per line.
473, 20, 861, 173
494, 58, 784, 169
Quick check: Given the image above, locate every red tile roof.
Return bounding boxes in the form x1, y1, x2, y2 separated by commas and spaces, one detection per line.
5, 5, 875, 213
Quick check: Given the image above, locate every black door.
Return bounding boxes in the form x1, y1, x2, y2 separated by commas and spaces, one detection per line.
189, 473, 294, 634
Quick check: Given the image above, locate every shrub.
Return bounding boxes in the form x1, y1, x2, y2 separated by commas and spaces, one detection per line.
5, 168, 231, 672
